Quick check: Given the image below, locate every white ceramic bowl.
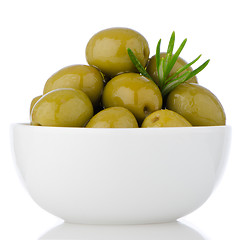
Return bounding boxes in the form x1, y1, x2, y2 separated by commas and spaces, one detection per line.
11, 124, 231, 224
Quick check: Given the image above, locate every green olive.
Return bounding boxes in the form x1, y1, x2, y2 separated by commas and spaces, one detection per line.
86, 27, 150, 78
86, 107, 138, 128
31, 88, 93, 127
43, 65, 104, 106
30, 95, 42, 114
142, 109, 192, 127
166, 83, 226, 126
102, 73, 162, 123
146, 53, 198, 85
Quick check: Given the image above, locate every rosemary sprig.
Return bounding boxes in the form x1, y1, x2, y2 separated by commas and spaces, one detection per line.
127, 31, 210, 102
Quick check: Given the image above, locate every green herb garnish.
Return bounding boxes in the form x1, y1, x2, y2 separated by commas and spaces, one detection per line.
127, 31, 210, 101
127, 48, 153, 80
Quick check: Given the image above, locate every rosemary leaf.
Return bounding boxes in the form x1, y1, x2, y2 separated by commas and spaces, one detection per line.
162, 71, 191, 97
185, 59, 210, 81
166, 54, 202, 83
127, 48, 153, 80
165, 38, 187, 78
158, 57, 165, 89
167, 31, 175, 55
164, 53, 171, 74
156, 39, 161, 81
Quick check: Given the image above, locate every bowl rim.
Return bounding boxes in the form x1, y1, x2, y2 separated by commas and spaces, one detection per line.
11, 123, 231, 132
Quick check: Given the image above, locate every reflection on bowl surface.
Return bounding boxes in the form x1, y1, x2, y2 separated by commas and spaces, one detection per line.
40, 221, 207, 240
12, 124, 231, 224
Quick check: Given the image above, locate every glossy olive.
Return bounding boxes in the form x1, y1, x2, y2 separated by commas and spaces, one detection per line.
146, 53, 198, 85
31, 89, 93, 127
166, 83, 226, 126
102, 73, 162, 123
86, 107, 138, 128
142, 109, 191, 127
43, 65, 104, 106
86, 27, 150, 78
30, 95, 42, 114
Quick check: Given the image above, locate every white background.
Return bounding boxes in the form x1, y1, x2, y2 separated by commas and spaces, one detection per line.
0, 0, 239, 239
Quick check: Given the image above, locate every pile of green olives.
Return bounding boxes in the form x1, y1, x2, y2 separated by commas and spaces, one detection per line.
30, 27, 226, 128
